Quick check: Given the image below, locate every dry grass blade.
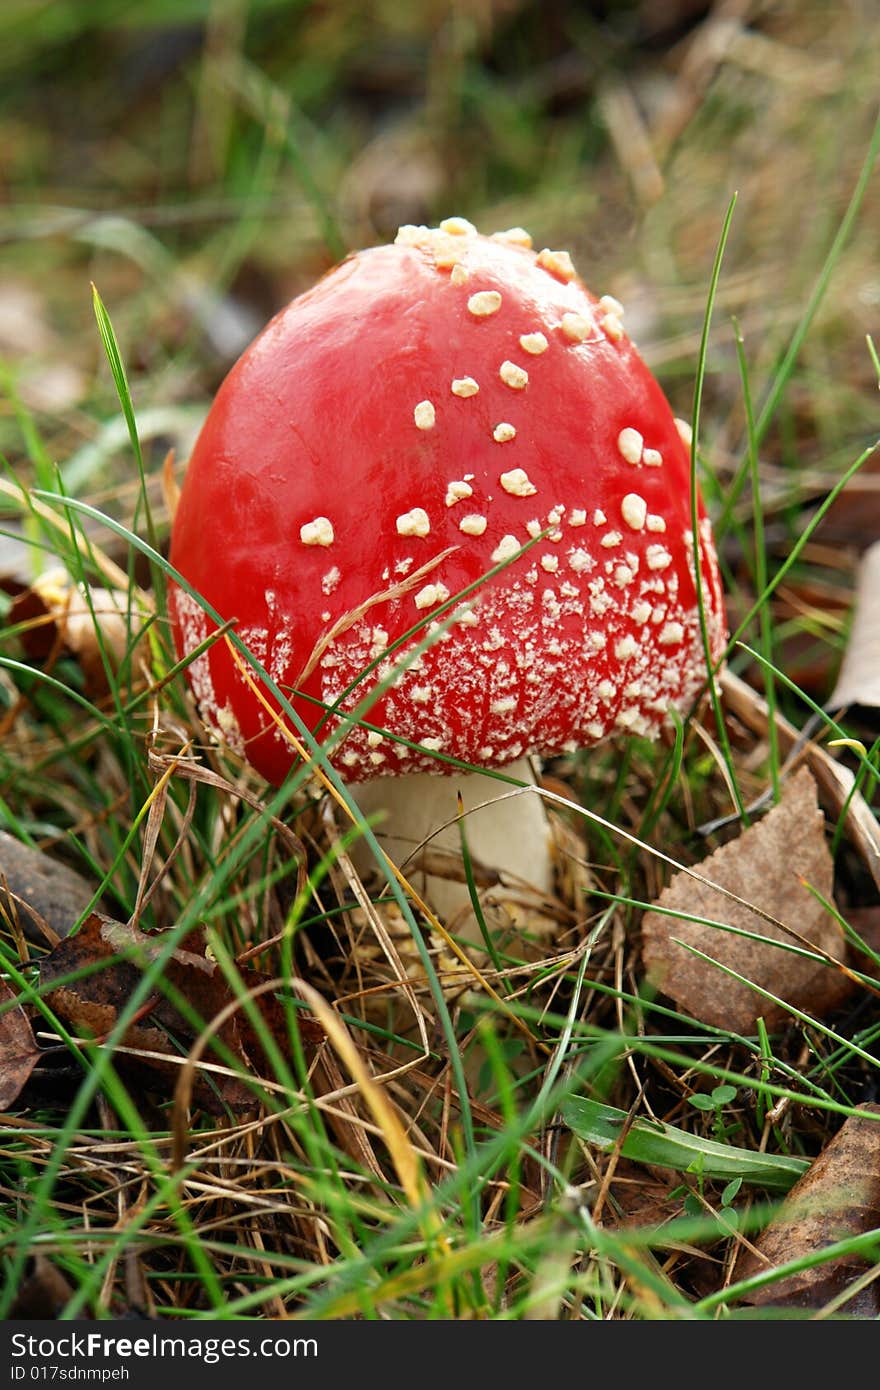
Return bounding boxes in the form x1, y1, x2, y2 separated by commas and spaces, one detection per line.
290, 981, 449, 1258
128, 749, 197, 928
39, 913, 321, 1114
227, 636, 545, 1048
170, 975, 292, 1172
0, 477, 152, 610
319, 795, 431, 1054
146, 743, 310, 925
297, 544, 459, 684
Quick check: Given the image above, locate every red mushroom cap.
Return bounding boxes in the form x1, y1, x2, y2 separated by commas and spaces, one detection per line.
169, 219, 726, 783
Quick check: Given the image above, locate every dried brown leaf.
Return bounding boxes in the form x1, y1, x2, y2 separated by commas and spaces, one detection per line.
0, 527, 36, 597
0, 976, 41, 1109
842, 906, 880, 965
812, 452, 880, 555
597, 1157, 689, 1231
827, 539, 880, 712
641, 767, 852, 1032
10, 568, 149, 697
736, 1104, 880, 1316
8, 1254, 77, 1319
161, 447, 181, 523
39, 913, 322, 1112
721, 669, 880, 892
0, 830, 98, 946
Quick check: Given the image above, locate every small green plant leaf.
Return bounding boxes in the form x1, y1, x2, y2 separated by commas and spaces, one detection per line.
712, 1084, 738, 1106
688, 1094, 717, 1112
561, 1096, 808, 1190
718, 1205, 740, 1232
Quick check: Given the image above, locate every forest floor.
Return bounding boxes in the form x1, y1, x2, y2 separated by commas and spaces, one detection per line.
1, 0, 879, 1320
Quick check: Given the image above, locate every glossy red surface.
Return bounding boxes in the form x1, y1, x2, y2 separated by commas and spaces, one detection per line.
168, 224, 726, 783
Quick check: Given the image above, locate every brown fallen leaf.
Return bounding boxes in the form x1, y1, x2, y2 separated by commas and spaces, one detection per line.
0, 976, 42, 1109
0, 830, 99, 946
762, 575, 851, 699
641, 767, 853, 1032
721, 668, 880, 892
594, 1157, 690, 1231
161, 447, 181, 523
811, 449, 880, 555
11, 567, 150, 697
735, 1104, 880, 1316
8, 1254, 79, 1319
39, 913, 322, 1112
0, 527, 37, 597
827, 539, 880, 714
841, 906, 880, 965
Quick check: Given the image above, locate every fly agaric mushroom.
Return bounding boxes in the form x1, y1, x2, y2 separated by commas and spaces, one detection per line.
168, 218, 726, 921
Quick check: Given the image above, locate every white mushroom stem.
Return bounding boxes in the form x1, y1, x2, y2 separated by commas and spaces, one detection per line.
346, 756, 555, 933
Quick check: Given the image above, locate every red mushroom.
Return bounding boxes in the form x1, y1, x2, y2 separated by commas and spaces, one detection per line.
168, 218, 726, 919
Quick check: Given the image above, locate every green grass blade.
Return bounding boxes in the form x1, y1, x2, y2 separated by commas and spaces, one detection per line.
716, 106, 880, 532
690, 191, 747, 822
91, 285, 159, 558
561, 1096, 808, 1189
